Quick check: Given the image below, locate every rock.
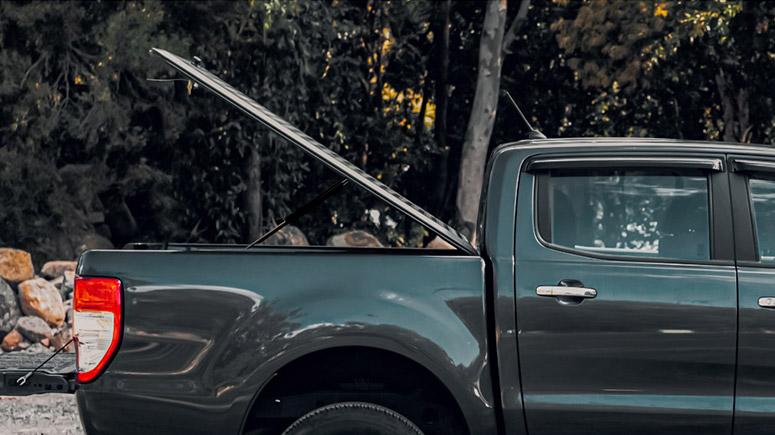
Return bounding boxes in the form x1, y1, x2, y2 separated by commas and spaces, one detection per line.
0, 248, 34, 284
22, 343, 49, 353
0, 278, 21, 335
264, 225, 309, 246
52, 270, 75, 299
75, 234, 114, 256
40, 260, 77, 279
425, 236, 455, 250
1, 329, 29, 352
49, 275, 64, 289
18, 278, 65, 327
62, 270, 75, 295
15, 316, 53, 343
326, 230, 383, 248
51, 327, 74, 352
63, 299, 73, 325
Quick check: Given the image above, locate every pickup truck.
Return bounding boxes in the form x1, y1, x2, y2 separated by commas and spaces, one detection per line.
3, 48, 775, 435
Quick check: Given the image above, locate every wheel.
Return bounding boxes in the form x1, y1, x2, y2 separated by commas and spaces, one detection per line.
280, 401, 425, 435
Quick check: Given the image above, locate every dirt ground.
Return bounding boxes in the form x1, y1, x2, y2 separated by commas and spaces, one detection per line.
0, 394, 83, 435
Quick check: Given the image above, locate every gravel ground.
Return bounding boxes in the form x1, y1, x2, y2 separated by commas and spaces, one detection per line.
0, 394, 83, 435
0, 350, 81, 434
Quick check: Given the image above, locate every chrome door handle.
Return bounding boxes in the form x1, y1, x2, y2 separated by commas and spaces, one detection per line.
536, 286, 597, 298
759, 297, 775, 308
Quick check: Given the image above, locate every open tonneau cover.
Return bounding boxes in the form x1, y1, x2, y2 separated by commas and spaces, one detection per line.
0, 352, 75, 395
150, 48, 477, 255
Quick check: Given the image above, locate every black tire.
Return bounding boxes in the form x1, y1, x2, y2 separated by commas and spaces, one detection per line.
280, 401, 425, 435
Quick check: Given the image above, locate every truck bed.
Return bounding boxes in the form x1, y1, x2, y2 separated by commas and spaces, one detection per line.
74, 246, 492, 434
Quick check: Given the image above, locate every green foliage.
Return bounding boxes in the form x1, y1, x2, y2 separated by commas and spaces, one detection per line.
1, 0, 774, 259
0, 1, 189, 262
549, 0, 775, 142
0, 0, 440, 256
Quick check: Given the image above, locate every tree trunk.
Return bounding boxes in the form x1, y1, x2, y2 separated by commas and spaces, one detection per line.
430, 0, 452, 219
455, 0, 508, 236
716, 69, 752, 143
246, 144, 263, 239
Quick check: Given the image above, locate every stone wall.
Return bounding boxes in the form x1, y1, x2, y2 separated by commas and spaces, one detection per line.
0, 249, 74, 354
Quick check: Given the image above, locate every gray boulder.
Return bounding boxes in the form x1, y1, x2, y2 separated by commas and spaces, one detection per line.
264, 225, 309, 246
326, 230, 383, 248
16, 315, 54, 343
75, 233, 114, 256
0, 278, 21, 335
22, 343, 49, 354
40, 260, 77, 279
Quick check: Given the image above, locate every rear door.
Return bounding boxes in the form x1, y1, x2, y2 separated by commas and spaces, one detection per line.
728, 156, 775, 434
514, 154, 737, 435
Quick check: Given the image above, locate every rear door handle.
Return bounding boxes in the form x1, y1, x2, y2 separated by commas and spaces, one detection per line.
759, 297, 775, 308
536, 286, 597, 298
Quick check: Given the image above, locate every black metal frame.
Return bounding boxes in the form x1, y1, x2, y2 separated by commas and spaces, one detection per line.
124, 242, 466, 256
0, 371, 74, 395
728, 156, 775, 266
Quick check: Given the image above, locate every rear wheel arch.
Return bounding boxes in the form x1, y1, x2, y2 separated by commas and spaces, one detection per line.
240, 346, 469, 435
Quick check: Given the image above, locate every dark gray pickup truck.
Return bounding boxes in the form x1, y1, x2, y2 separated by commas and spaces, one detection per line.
4, 49, 775, 435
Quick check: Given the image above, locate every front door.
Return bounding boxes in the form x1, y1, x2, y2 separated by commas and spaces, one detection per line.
729, 156, 775, 434
514, 154, 737, 435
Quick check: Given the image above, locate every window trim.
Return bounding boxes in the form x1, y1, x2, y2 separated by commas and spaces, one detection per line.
526, 156, 724, 172
530, 160, 733, 265
730, 158, 775, 175
729, 156, 775, 266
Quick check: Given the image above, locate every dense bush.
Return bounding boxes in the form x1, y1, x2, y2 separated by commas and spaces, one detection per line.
1, 0, 774, 262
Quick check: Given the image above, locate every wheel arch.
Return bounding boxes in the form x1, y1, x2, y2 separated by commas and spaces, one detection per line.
239, 345, 472, 435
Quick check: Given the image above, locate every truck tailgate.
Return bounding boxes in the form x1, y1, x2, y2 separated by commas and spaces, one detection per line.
0, 352, 75, 395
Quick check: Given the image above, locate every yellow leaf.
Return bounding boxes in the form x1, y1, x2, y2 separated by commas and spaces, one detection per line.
654, 2, 668, 18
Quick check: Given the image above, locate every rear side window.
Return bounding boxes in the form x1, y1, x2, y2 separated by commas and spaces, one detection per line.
537, 169, 711, 261
749, 178, 775, 262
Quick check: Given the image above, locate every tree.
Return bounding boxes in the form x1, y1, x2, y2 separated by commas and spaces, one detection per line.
551, 0, 775, 144
0, 0, 444, 259
455, 0, 507, 237
2, 0, 774, 262
455, 0, 531, 237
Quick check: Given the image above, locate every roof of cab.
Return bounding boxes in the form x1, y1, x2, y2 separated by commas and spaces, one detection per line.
495, 137, 775, 156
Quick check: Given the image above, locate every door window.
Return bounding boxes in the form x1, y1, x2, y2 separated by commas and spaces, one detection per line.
749, 178, 775, 262
537, 169, 710, 261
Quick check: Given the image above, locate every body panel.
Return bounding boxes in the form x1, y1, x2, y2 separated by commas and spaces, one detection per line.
480, 144, 526, 435
486, 144, 739, 435
69, 138, 775, 435
75, 249, 493, 434
734, 267, 775, 433
729, 155, 775, 433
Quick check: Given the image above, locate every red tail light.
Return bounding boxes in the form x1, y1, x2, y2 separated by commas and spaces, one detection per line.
73, 277, 122, 383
